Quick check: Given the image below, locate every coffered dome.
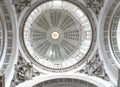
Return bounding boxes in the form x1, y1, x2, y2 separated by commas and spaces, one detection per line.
33, 78, 97, 87
20, 0, 96, 73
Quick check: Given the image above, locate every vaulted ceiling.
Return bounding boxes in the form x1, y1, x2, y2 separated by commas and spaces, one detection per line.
0, 0, 120, 87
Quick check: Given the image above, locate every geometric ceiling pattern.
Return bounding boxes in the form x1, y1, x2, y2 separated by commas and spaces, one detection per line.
33, 78, 97, 87
1, 0, 120, 87
21, 0, 94, 72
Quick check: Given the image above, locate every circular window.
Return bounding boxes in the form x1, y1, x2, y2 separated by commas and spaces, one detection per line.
20, 0, 96, 72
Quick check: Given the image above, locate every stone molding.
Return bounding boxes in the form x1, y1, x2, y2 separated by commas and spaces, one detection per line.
79, 51, 109, 81
10, 56, 40, 87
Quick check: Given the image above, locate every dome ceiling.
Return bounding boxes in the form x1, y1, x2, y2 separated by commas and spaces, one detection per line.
29, 9, 82, 66
20, 0, 96, 72
110, 5, 120, 64
101, 2, 120, 69
33, 78, 97, 87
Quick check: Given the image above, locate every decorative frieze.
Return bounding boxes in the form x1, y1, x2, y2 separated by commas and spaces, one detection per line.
79, 51, 109, 81
12, 0, 32, 13
11, 56, 40, 87
84, 0, 104, 16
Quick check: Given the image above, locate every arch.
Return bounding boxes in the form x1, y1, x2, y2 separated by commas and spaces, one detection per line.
16, 74, 113, 87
